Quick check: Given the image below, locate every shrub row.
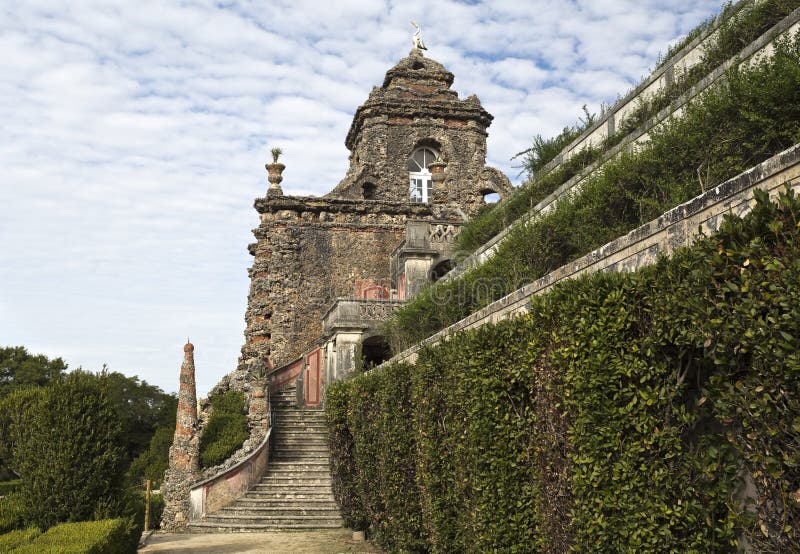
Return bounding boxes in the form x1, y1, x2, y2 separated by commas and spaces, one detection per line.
198, 390, 249, 468
329, 189, 800, 552
460, 0, 800, 253
391, 33, 800, 349
1, 518, 138, 553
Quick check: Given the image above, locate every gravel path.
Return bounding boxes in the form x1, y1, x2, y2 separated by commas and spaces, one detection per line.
138, 530, 382, 554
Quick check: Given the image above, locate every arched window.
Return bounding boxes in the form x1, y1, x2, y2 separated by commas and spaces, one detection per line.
408, 147, 438, 203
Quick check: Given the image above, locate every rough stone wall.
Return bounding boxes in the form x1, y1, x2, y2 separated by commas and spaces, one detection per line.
329, 49, 512, 214
238, 196, 461, 371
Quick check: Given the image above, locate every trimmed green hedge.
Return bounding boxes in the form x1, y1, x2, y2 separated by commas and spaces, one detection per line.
0, 528, 39, 551
0, 480, 20, 496
392, 33, 800, 349
8, 518, 137, 554
460, 0, 800, 253
198, 390, 249, 468
329, 189, 800, 552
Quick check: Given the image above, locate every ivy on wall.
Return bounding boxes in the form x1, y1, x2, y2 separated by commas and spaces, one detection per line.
329, 189, 800, 553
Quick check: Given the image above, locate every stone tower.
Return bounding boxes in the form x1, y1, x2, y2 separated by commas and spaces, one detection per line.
238, 48, 512, 377
331, 49, 512, 211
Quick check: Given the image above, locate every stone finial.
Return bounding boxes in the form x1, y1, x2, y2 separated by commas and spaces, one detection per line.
266, 147, 285, 196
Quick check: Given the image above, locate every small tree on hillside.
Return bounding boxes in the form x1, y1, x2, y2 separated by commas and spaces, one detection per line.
12, 370, 126, 529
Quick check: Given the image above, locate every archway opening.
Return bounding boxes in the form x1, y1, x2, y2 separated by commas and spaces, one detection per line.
480, 188, 500, 204
361, 335, 392, 367
430, 259, 454, 282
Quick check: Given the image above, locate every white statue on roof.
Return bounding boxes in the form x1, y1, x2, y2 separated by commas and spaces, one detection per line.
411, 21, 428, 51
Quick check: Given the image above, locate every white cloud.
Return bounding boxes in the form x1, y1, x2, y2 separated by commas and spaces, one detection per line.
0, 0, 722, 395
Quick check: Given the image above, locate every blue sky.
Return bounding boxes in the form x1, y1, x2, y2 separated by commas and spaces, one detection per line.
0, 0, 722, 395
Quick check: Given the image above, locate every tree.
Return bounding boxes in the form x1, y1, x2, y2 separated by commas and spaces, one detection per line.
0, 346, 66, 399
12, 370, 127, 529
101, 369, 177, 463
127, 427, 174, 487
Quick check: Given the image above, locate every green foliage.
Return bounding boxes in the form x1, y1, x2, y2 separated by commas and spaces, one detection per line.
329, 190, 800, 552
148, 491, 164, 530
325, 380, 369, 531
457, 0, 800, 253
13, 371, 127, 530
0, 480, 20, 495
393, 33, 800, 347
102, 370, 177, 465
11, 518, 137, 554
0, 494, 26, 533
127, 426, 173, 488
198, 390, 249, 468
0, 528, 40, 551
513, 105, 596, 178
0, 347, 66, 400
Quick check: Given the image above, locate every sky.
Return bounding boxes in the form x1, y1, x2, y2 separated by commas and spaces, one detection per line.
0, 0, 723, 395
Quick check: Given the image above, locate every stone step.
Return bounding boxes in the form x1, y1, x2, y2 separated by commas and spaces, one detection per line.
253, 481, 331, 494
268, 460, 330, 471
260, 479, 332, 488
273, 432, 329, 440
188, 521, 343, 532
262, 469, 331, 477
245, 491, 336, 501
236, 495, 338, 509
274, 439, 329, 446
221, 506, 341, 517
199, 513, 343, 526
271, 454, 330, 460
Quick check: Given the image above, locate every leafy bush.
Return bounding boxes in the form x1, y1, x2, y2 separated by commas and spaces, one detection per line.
0, 493, 26, 533
198, 390, 249, 468
325, 381, 369, 531
11, 371, 126, 531
12, 518, 137, 554
393, 33, 800, 347
0, 479, 20, 496
148, 491, 164, 530
458, 0, 800, 253
127, 426, 173, 488
0, 528, 40, 551
329, 190, 800, 552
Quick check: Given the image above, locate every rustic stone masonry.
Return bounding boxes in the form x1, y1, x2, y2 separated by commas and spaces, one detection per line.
162, 342, 270, 531
164, 47, 516, 529
161, 342, 200, 530
239, 48, 513, 373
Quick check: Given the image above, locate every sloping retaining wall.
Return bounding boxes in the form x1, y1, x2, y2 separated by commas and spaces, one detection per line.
189, 429, 271, 519
385, 142, 800, 367
447, 7, 800, 280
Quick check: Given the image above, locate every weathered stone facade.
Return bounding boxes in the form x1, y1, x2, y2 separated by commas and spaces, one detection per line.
239, 48, 512, 373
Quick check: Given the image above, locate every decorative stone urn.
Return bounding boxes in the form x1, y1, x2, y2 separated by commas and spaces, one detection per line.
266, 148, 285, 196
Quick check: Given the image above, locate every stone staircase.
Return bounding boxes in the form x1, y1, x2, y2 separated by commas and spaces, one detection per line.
189, 385, 343, 532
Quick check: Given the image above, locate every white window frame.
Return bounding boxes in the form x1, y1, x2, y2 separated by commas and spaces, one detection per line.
408, 147, 438, 204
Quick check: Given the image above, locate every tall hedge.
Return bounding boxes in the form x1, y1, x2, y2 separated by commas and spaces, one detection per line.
328, 189, 800, 552
12, 371, 127, 530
